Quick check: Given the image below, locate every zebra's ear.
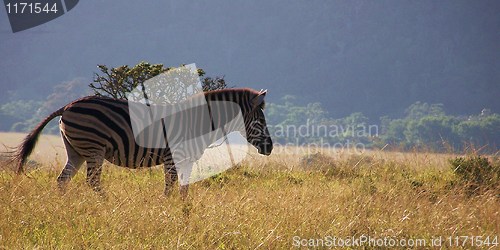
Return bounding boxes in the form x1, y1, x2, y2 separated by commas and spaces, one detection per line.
252, 89, 267, 109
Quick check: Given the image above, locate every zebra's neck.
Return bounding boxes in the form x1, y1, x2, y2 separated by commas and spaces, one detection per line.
203, 88, 259, 116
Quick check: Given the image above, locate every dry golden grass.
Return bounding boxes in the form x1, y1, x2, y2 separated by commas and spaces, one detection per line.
0, 133, 499, 249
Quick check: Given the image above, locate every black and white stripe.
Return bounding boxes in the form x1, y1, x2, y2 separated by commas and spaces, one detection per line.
13, 88, 272, 198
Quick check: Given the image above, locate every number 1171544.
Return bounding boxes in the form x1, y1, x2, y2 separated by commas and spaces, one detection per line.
446, 235, 498, 247
5, 2, 58, 14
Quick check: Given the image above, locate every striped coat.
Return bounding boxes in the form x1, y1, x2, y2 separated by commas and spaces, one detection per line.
13, 88, 272, 198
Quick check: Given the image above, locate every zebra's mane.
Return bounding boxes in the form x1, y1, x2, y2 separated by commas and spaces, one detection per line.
203, 88, 264, 112
202, 88, 261, 96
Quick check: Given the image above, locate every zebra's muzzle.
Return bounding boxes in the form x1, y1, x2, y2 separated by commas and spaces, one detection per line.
257, 142, 273, 156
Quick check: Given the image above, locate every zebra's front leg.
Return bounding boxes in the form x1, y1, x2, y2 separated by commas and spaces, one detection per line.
178, 160, 194, 201
86, 156, 104, 193
163, 159, 193, 200
163, 162, 178, 196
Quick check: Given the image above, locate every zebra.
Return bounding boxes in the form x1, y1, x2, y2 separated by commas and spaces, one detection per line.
13, 88, 273, 198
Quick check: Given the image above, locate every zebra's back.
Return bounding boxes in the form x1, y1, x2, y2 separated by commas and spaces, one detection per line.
59, 96, 168, 168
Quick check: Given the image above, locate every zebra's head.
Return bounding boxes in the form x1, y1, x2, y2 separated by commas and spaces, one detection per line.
243, 89, 273, 155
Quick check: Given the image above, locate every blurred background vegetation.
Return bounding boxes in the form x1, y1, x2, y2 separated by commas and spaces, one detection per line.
266, 96, 499, 152
1, 62, 498, 153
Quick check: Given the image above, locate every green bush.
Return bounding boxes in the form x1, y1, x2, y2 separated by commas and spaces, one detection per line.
449, 155, 500, 193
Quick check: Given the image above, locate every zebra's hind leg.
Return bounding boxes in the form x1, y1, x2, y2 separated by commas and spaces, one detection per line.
178, 160, 193, 201
57, 135, 84, 193
180, 184, 189, 201
163, 162, 178, 196
163, 160, 192, 200
86, 155, 104, 193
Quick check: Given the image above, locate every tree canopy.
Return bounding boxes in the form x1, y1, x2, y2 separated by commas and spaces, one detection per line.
89, 62, 226, 100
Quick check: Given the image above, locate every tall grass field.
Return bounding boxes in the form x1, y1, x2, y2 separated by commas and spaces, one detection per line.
0, 132, 499, 249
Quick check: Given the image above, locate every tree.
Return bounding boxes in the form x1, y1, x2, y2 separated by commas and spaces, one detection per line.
414, 115, 459, 150
455, 114, 500, 150
201, 76, 227, 92
265, 95, 328, 144
89, 62, 226, 100
0, 100, 43, 131
380, 118, 407, 146
405, 101, 445, 120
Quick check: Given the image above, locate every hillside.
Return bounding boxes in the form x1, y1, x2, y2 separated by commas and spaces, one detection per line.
1, 1, 499, 119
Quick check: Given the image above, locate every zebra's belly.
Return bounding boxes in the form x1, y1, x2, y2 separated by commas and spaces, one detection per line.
104, 146, 167, 168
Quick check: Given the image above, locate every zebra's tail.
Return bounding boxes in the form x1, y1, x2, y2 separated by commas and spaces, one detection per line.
13, 106, 65, 174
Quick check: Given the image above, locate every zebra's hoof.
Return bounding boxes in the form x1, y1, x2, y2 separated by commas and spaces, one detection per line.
164, 188, 173, 197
